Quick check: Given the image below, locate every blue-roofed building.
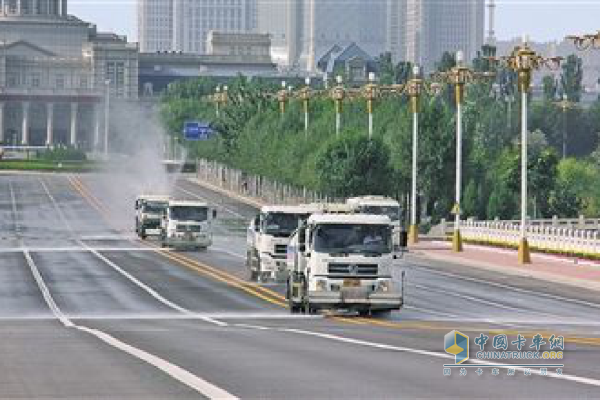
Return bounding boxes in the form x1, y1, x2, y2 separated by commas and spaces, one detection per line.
317, 43, 377, 84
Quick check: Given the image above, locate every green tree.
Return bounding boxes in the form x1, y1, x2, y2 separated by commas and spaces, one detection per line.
542, 75, 557, 102
315, 134, 393, 198
560, 54, 583, 102
376, 52, 395, 85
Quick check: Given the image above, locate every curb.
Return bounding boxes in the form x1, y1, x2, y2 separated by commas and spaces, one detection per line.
408, 248, 600, 293
186, 177, 265, 209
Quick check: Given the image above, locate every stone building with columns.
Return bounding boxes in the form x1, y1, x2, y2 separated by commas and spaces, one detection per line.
0, 0, 138, 150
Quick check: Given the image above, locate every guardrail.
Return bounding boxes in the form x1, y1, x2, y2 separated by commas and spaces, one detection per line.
196, 159, 339, 206
461, 220, 600, 256
435, 216, 600, 236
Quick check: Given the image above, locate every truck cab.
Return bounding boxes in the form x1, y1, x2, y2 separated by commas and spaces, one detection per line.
346, 196, 404, 250
247, 205, 320, 282
160, 200, 217, 250
287, 213, 404, 315
135, 195, 171, 239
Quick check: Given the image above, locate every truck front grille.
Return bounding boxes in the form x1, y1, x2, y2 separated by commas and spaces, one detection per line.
328, 263, 378, 276
274, 244, 288, 254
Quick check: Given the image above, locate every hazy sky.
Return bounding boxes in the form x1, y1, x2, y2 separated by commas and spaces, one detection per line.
69, 0, 600, 44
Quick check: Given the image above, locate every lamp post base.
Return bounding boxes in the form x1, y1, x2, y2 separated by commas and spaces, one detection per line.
518, 238, 531, 264
452, 229, 463, 252
408, 224, 419, 245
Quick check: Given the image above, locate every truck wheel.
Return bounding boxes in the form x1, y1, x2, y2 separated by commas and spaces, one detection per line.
371, 309, 392, 318
140, 228, 147, 240
303, 301, 316, 315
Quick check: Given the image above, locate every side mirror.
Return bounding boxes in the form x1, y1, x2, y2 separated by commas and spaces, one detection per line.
299, 244, 306, 253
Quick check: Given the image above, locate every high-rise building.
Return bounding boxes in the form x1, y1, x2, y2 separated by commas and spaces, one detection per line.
138, 0, 254, 54
405, 0, 485, 71
138, 0, 173, 53
257, 0, 387, 72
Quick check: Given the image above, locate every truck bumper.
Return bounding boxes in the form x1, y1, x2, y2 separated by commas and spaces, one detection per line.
308, 291, 403, 311
164, 234, 212, 249
257, 256, 288, 281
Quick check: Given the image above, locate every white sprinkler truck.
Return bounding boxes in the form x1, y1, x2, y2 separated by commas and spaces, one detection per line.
286, 213, 404, 315
135, 195, 171, 239
160, 200, 217, 250
346, 196, 404, 250
247, 205, 320, 282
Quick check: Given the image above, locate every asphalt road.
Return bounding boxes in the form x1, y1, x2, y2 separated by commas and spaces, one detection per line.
0, 172, 599, 399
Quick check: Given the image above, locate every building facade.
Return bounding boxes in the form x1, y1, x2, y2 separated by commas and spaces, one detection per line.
138, 0, 173, 53
0, 0, 138, 149
139, 0, 254, 54
405, 0, 485, 71
257, 0, 387, 72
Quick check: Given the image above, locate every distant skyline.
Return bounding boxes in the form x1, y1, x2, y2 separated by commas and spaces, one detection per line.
69, 0, 600, 44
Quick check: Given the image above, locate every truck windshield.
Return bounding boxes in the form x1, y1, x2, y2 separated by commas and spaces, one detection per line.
359, 206, 400, 222
143, 201, 168, 214
170, 206, 208, 222
313, 224, 392, 254
263, 213, 308, 236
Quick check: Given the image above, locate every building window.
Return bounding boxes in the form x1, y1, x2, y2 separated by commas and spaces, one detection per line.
7, 73, 18, 87
31, 73, 41, 88
56, 74, 65, 89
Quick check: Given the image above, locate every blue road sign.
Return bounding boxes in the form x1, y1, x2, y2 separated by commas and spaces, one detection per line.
183, 121, 214, 141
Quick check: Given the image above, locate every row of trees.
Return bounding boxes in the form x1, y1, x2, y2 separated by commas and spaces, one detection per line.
160, 49, 600, 224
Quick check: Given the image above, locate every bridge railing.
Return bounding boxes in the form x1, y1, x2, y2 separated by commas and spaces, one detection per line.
461, 220, 600, 256
436, 216, 600, 237
195, 159, 338, 206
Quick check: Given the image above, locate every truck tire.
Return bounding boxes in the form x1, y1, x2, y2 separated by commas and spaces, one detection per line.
371, 309, 392, 318
140, 228, 147, 240
287, 281, 300, 314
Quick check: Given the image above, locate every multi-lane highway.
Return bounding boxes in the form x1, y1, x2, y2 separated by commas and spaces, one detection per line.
1, 172, 600, 398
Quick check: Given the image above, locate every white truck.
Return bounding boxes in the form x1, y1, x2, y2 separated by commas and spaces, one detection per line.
160, 200, 217, 250
135, 195, 171, 239
286, 213, 404, 315
247, 205, 320, 282
346, 196, 404, 250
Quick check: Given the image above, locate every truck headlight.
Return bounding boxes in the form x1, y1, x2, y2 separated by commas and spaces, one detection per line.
316, 279, 328, 292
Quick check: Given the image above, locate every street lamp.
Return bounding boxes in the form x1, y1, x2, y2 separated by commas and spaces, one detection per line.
566, 31, 600, 51
431, 50, 494, 252
554, 94, 576, 159
301, 77, 312, 135
363, 72, 379, 139
400, 66, 442, 244
214, 86, 221, 117
490, 36, 562, 264
331, 75, 345, 136
277, 80, 288, 116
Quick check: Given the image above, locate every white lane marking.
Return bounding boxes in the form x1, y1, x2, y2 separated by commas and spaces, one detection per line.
0, 247, 165, 253
23, 250, 73, 328
411, 262, 600, 310
8, 180, 19, 235
279, 327, 600, 388
80, 243, 227, 328
212, 246, 245, 259
74, 325, 239, 400
40, 176, 227, 328
233, 324, 273, 331
412, 283, 560, 319
21, 249, 238, 399
175, 185, 247, 219
403, 305, 459, 319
